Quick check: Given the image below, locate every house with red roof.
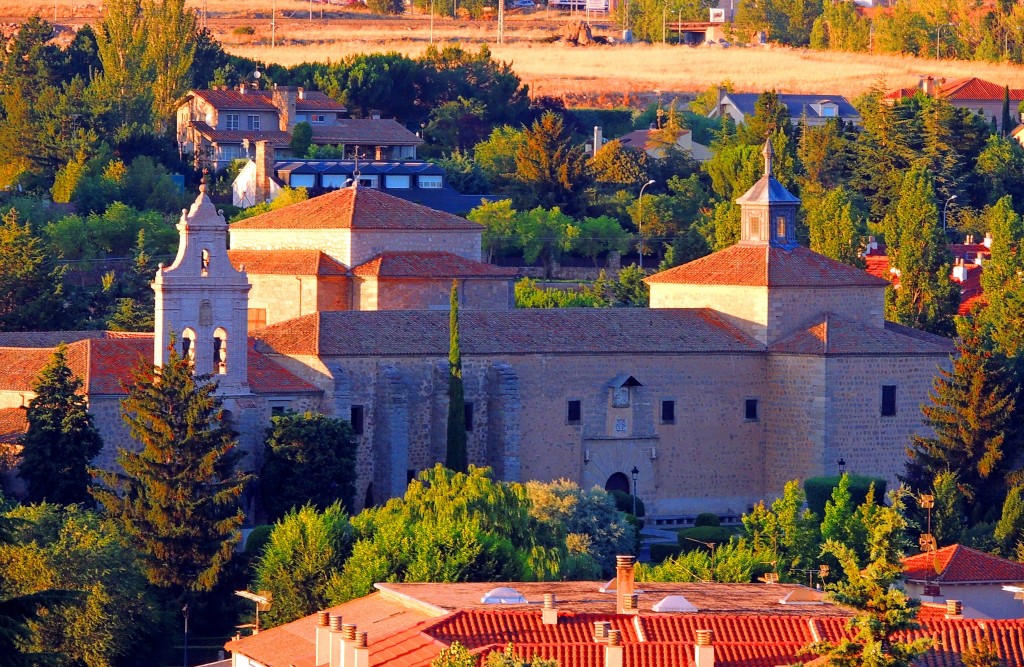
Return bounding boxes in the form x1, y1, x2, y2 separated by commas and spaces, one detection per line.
903, 545, 1024, 620
223, 556, 1024, 667
884, 77, 1024, 132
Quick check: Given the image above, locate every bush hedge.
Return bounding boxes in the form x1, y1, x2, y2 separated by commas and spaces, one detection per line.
677, 526, 734, 552
609, 489, 646, 517
804, 475, 886, 518
694, 512, 720, 527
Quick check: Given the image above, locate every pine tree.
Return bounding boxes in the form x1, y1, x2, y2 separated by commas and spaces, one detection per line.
91, 343, 251, 598
513, 111, 592, 216
995, 485, 1024, 556
883, 165, 959, 336
902, 319, 1020, 522
18, 345, 103, 505
806, 186, 865, 268
445, 282, 468, 473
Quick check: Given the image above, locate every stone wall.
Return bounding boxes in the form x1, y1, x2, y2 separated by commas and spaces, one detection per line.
767, 286, 885, 342
649, 284, 769, 344
359, 278, 511, 311
248, 274, 350, 325
230, 229, 352, 266
349, 230, 482, 267
764, 354, 826, 492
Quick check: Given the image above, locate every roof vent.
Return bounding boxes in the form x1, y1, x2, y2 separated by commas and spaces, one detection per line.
779, 589, 824, 605
651, 595, 698, 613
480, 587, 527, 604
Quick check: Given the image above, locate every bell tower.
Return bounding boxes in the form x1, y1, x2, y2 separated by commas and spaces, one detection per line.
736, 139, 800, 248
153, 178, 251, 394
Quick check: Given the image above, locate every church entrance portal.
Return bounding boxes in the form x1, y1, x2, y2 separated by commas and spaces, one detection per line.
605, 472, 631, 495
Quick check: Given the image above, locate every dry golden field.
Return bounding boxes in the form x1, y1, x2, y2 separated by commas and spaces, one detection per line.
8, 0, 1024, 102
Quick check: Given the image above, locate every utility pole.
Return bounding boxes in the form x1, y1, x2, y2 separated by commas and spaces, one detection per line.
272, 0, 277, 48
497, 0, 504, 44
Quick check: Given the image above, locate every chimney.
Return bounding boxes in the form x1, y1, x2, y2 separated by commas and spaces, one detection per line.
272, 85, 298, 131
604, 629, 623, 667
695, 629, 715, 667
238, 83, 247, 95
542, 593, 559, 625
952, 258, 967, 283
255, 140, 275, 205
966, 233, 974, 245
298, 86, 306, 100
329, 615, 344, 667
983, 232, 993, 249
352, 632, 369, 667
865, 235, 878, 255
593, 621, 611, 642
593, 126, 603, 158
342, 623, 358, 667
922, 76, 936, 97
946, 600, 964, 619
615, 555, 636, 615
315, 611, 332, 666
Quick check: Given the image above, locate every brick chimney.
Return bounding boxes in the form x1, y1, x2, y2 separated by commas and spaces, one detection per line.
342, 623, 358, 667
542, 593, 559, 625
593, 621, 610, 642
922, 76, 936, 97
695, 629, 715, 667
604, 629, 623, 667
315, 611, 332, 666
983, 232, 993, 249
352, 631, 369, 667
329, 614, 344, 667
952, 258, 968, 283
254, 140, 274, 205
946, 600, 964, 619
615, 555, 636, 615
272, 84, 298, 131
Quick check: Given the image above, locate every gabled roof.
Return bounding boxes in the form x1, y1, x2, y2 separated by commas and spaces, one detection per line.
228, 250, 348, 276
310, 119, 423, 146
768, 313, 954, 356
190, 88, 346, 112
721, 93, 860, 120
189, 121, 292, 147
645, 245, 890, 288
904, 544, 1024, 584
0, 407, 26, 444
351, 252, 516, 279
276, 160, 444, 177
229, 186, 483, 232
253, 308, 763, 357
938, 77, 1024, 101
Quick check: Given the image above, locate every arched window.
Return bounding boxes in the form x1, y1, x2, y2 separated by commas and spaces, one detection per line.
181, 328, 196, 360
201, 249, 210, 277
605, 472, 631, 495
213, 327, 227, 374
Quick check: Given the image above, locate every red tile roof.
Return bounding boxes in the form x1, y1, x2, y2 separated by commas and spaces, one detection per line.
904, 545, 1024, 584
229, 187, 483, 232
0, 407, 26, 444
351, 252, 516, 279
645, 244, 890, 288
246, 342, 320, 395
192, 89, 345, 112
955, 264, 986, 315
769, 314, 953, 356
883, 77, 1024, 102
253, 308, 763, 357
310, 119, 422, 146
228, 249, 348, 276
190, 121, 292, 147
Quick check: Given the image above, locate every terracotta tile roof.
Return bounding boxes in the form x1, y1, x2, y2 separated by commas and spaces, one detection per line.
883, 87, 919, 101
253, 308, 763, 358
948, 243, 990, 261
955, 264, 986, 315
310, 119, 422, 146
907, 619, 1024, 667
904, 544, 1024, 584
229, 187, 483, 232
0, 407, 26, 444
246, 342, 321, 395
190, 121, 292, 147
768, 314, 953, 356
645, 244, 890, 288
864, 254, 894, 282
938, 77, 1024, 101
228, 249, 348, 276
351, 252, 516, 279
0, 331, 102, 347
191, 89, 345, 112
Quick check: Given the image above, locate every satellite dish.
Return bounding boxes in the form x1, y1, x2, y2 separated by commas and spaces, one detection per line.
253, 70, 262, 79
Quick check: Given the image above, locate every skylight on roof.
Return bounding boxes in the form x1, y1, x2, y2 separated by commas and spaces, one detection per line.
651, 595, 698, 613
480, 587, 527, 604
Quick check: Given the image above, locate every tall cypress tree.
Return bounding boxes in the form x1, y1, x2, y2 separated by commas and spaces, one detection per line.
445, 281, 467, 473
91, 343, 251, 598
18, 344, 103, 505
1003, 85, 1013, 137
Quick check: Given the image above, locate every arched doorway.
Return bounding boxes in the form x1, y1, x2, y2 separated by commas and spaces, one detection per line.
605, 472, 631, 495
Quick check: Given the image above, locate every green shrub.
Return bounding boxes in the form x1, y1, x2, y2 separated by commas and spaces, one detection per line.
694, 512, 720, 527
514, 278, 604, 308
804, 475, 886, 518
608, 489, 645, 517
232, 25, 255, 35
650, 543, 684, 562
677, 526, 734, 551
245, 524, 273, 555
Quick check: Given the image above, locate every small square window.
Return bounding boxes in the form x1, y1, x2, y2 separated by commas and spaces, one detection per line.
464, 402, 474, 432
225, 113, 239, 130
745, 398, 759, 421
350, 405, 364, 435
661, 399, 676, 423
881, 385, 897, 417
567, 400, 581, 424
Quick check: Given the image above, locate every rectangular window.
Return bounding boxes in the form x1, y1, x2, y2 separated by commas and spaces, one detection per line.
311, 113, 326, 123
350, 405, 364, 435
661, 399, 675, 423
384, 174, 410, 189
247, 308, 267, 331
745, 398, 759, 421
418, 175, 443, 189
822, 106, 837, 116
464, 402, 474, 432
247, 114, 261, 131
881, 385, 897, 417
567, 399, 581, 424
271, 406, 285, 417
225, 113, 239, 130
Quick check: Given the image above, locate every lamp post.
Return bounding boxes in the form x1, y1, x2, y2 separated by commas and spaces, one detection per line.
943, 194, 957, 233
630, 466, 639, 516
637, 179, 656, 270
837, 457, 846, 475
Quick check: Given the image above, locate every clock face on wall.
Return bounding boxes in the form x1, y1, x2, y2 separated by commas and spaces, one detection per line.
613, 386, 630, 408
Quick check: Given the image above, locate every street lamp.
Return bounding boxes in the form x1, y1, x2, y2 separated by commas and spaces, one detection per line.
943, 194, 957, 233
637, 179, 656, 270
837, 457, 846, 475
630, 466, 639, 516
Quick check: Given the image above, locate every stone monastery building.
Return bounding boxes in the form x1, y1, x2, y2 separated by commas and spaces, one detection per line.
0, 142, 952, 520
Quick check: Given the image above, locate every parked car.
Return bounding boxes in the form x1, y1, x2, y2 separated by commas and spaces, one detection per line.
511, 0, 537, 8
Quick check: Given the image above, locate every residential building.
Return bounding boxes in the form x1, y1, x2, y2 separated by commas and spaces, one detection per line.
884, 77, 1024, 132
615, 127, 713, 161
709, 90, 861, 127
904, 544, 1024, 620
